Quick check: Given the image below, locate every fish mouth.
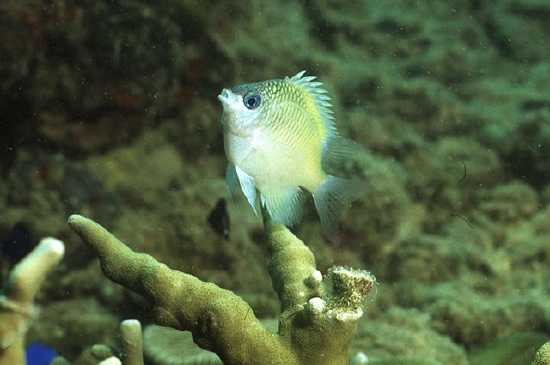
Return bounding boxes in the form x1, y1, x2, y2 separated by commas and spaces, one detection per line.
218, 88, 231, 104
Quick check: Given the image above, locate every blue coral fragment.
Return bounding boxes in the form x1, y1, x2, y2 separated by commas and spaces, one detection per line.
25, 341, 57, 365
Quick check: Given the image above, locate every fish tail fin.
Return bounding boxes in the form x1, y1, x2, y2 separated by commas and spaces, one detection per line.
313, 175, 367, 239
261, 187, 304, 227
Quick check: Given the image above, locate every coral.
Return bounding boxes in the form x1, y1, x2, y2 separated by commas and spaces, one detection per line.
348, 352, 368, 365
143, 325, 222, 365
0, 237, 65, 365
119, 320, 144, 365
27, 298, 121, 361
351, 307, 469, 365
468, 332, 549, 365
532, 340, 550, 365
50, 319, 144, 365
98, 358, 121, 365
67, 213, 375, 365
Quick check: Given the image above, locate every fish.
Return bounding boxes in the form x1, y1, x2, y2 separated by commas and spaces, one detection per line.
207, 198, 230, 240
218, 71, 366, 238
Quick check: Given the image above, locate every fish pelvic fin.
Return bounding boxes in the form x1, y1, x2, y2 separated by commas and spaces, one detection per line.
234, 165, 259, 217
226, 164, 239, 199
261, 187, 304, 227
313, 175, 367, 240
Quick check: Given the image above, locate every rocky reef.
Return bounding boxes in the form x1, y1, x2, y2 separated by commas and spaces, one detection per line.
1, 0, 550, 364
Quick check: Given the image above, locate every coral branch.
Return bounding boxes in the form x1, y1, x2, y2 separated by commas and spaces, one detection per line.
0, 237, 65, 365
68, 214, 375, 365
532, 341, 550, 365
68, 215, 289, 364
119, 320, 144, 365
264, 220, 374, 364
264, 213, 322, 312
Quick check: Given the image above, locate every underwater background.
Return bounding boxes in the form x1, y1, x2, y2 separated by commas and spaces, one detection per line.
1, 0, 549, 364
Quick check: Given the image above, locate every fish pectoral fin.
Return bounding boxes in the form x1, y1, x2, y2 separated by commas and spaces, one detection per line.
226, 164, 239, 199
261, 187, 304, 227
235, 166, 259, 217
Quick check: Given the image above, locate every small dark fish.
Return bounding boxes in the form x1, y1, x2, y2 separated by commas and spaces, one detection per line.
207, 198, 230, 240
1, 223, 36, 265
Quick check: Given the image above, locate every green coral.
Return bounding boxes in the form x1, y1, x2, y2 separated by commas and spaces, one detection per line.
532, 341, 550, 365
325, 266, 375, 312
468, 332, 549, 365
68, 213, 375, 365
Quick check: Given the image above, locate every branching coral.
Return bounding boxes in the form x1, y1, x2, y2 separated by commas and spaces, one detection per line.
118, 320, 144, 365
68, 213, 375, 365
0, 237, 65, 365
49, 319, 144, 365
532, 341, 550, 365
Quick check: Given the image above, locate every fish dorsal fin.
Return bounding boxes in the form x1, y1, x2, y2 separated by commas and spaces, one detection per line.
287, 71, 336, 134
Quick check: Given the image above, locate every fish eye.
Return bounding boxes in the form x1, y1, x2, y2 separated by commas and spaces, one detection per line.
243, 94, 261, 109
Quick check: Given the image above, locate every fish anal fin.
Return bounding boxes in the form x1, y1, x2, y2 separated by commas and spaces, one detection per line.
261, 187, 304, 227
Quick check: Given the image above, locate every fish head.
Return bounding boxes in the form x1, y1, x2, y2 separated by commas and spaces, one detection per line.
218, 81, 278, 137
